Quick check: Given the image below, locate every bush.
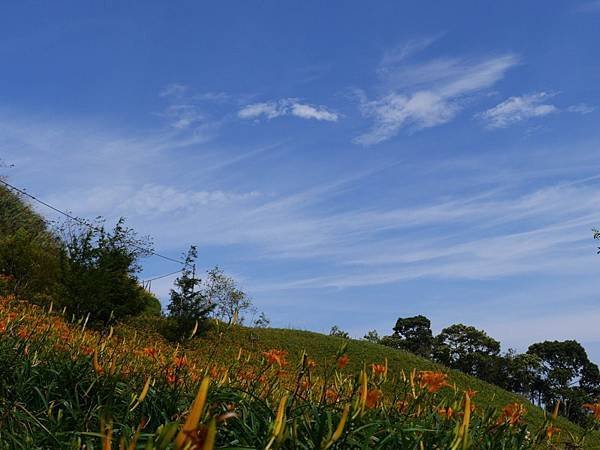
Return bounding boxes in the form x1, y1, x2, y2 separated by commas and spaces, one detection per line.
58, 218, 154, 324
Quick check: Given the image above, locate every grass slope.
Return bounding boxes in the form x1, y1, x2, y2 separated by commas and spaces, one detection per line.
175, 323, 599, 447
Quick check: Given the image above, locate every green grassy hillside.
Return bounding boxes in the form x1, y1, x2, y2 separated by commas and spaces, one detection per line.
119, 318, 600, 448
132, 319, 600, 447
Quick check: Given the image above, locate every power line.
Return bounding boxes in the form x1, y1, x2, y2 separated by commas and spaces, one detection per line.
0, 178, 186, 265
142, 269, 184, 283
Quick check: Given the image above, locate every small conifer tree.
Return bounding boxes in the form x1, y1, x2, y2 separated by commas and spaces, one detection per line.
167, 246, 214, 338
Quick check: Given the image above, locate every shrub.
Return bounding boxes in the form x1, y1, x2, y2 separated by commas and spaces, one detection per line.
58, 218, 153, 323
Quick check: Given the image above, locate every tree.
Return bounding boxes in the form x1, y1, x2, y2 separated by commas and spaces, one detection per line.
527, 340, 600, 422
433, 324, 502, 380
167, 246, 214, 338
253, 312, 271, 328
205, 266, 252, 325
329, 325, 350, 339
363, 329, 381, 344
502, 350, 543, 400
59, 218, 152, 323
388, 315, 434, 357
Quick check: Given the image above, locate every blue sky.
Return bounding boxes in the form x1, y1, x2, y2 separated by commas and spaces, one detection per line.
2, 1, 600, 360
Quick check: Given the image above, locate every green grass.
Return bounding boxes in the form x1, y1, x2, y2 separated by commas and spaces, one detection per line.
175, 323, 600, 448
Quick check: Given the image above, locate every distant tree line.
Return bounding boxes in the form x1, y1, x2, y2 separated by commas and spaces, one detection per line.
362, 315, 600, 426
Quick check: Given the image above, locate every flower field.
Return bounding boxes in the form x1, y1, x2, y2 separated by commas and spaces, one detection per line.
1, 296, 599, 449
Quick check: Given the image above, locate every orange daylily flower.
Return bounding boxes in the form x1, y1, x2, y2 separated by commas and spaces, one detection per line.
325, 388, 339, 404
165, 369, 177, 385
337, 354, 349, 369
583, 402, 600, 421
239, 369, 256, 382
417, 371, 451, 393
438, 406, 454, 419
173, 355, 189, 369
365, 389, 383, 409
465, 389, 478, 399
497, 402, 527, 426
17, 327, 30, 340
142, 347, 159, 359
262, 349, 288, 367
371, 363, 386, 376
546, 425, 561, 440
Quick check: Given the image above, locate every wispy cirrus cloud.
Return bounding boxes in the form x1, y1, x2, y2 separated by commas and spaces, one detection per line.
377, 35, 442, 69
478, 92, 559, 129
157, 83, 237, 134
48, 184, 262, 216
159, 83, 189, 98
355, 90, 458, 145
478, 94, 596, 129
568, 103, 596, 114
238, 98, 338, 122
161, 104, 207, 130
355, 48, 518, 144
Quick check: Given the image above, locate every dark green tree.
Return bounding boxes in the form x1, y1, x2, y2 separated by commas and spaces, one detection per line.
384, 315, 434, 357
59, 218, 152, 323
527, 340, 600, 423
502, 350, 543, 400
433, 324, 502, 381
167, 246, 214, 338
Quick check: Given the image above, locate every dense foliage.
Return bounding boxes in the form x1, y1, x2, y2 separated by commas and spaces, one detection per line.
58, 218, 155, 323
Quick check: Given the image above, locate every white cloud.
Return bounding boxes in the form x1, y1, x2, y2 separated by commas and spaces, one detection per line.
355, 91, 457, 145
159, 83, 189, 98
356, 52, 518, 144
238, 101, 284, 120
161, 104, 206, 129
479, 92, 558, 128
238, 98, 338, 122
49, 184, 262, 216
378, 36, 440, 69
290, 103, 339, 121
568, 103, 596, 114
